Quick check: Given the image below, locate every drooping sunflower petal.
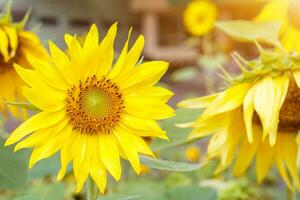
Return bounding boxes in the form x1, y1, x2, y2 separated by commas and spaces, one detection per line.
256, 138, 275, 183
177, 93, 219, 109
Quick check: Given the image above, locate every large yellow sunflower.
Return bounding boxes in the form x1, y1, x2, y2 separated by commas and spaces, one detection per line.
256, 0, 300, 52
178, 48, 300, 189
183, 0, 218, 36
5, 23, 174, 193
0, 1, 48, 118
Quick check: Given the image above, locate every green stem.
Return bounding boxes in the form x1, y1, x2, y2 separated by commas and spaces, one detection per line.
86, 176, 99, 200
287, 187, 297, 200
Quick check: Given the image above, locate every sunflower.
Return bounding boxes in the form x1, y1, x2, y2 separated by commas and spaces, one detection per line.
5, 23, 174, 193
256, 0, 300, 52
178, 48, 300, 189
0, 1, 48, 118
183, 0, 218, 36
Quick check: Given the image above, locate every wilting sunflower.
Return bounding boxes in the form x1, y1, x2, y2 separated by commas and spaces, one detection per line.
183, 0, 218, 36
256, 0, 300, 52
178, 48, 300, 189
5, 23, 174, 193
0, 1, 48, 118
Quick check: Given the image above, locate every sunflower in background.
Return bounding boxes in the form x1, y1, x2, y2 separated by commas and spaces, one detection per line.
256, 0, 300, 52
178, 48, 300, 190
183, 0, 218, 36
0, 1, 48, 118
5, 23, 174, 193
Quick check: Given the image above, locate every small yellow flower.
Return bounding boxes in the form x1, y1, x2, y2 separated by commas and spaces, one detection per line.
0, 1, 48, 118
183, 0, 218, 36
5, 23, 174, 193
178, 48, 300, 190
256, 0, 300, 52
185, 146, 201, 163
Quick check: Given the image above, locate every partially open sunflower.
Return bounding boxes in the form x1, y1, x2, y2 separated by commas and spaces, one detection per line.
0, 1, 48, 118
5, 23, 174, 193
178, 47, 300, 189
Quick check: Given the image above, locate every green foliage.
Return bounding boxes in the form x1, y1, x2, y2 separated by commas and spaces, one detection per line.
140, 156, 202, 172
216, 21, 281, 47
170, 67, 197, 82
12, 182, 65, 200
101, 194, 141, 200
0, 139, 27, 190
168, 185, 217, 200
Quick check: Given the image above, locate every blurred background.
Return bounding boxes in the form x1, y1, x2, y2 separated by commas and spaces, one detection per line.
0, 0, 289, 200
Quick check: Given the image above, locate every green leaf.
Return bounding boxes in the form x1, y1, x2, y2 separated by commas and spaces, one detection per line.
101, 194, 141, 200
168, 185, 218, 200
170, 67, 197, 82
13, 196, 43, 200
140, 156, 202, 172
151, 108, 202, 151
116, 180, 168, 200
13, 182, 65, 200
5, 102, 40, 111
0, 139, 28, 190
216, 20, 281, 46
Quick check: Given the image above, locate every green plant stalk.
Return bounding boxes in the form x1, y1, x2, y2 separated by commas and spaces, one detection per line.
286, 186, 297, 200
86, 176, 99, 200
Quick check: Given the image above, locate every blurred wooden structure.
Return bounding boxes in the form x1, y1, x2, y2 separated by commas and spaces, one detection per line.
129, 0, 197, 66
128, 0, 266, 66
0, 0, 265, 66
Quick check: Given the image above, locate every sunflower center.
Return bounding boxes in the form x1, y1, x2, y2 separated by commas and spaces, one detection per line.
66, 75, 124, 135
287, 0, 300, 30
278, 79, 300, 132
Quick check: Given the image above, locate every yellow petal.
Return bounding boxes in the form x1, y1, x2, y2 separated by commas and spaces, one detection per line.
124, 86, 174, 102
123, 35, 144, 71
14, 64, 66, 101
201, 83, 250, 119
233, 125, 260, 176
29, 125, 73, 168
90, 154, 107, 194
98, 134, 121, 181
243, 85, 256, 143
96, 23, 117, 76
57, 132, 76, 181
0, 28, 9, 61
5, 111, 65, 146
118, 61, 169, 91
114, 128, 141, 174
275, 134, 293, 189
120, 114, 168, 140
22, 87, 64, 111
83, 24, 99, 51
254, 75, 289, 145
14, 118, 68, 151
256, 138, 275, 183
188, 113, 225, 139
125, 97, 175, 120
75, 136, 93, 193
3, 26, 18, 51
281, 133, 300, 189
109, 28, 132, 79
27, 53, 70, 90
177, 93, 219, 109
